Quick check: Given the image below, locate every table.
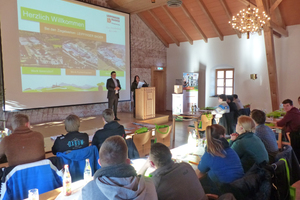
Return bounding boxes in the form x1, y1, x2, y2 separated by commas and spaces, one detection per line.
38, 143, 204, 200
172, 112, 202, 148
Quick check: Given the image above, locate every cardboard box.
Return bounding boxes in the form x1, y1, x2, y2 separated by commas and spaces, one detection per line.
174, 85, 183, 94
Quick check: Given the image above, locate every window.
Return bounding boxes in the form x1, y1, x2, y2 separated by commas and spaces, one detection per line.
215, 69, 234, 95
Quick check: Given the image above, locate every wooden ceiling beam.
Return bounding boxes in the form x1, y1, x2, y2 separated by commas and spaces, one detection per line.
133, 2, 167, 14
180, 3, 208, 43
196, 0, 223, 41
270, 0, 283, 15
270, 21, 288, 37
137, 13, 169, 48
219, 0, 241, 38
162, 6, 193, 45
269, 0, 286, 28
256, 0, 279, 111
148, 10, 180, 46
273, 30, 281, 38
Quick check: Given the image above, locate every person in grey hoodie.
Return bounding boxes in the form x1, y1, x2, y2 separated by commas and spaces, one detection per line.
78, 136, 157, 200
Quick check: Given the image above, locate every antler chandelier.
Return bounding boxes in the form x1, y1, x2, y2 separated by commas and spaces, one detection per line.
229, 5, 270, 39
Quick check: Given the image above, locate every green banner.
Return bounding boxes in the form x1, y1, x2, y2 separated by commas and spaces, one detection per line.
100, 70, 125, 77
22, 67, 61, 75
21, 7, 85, 30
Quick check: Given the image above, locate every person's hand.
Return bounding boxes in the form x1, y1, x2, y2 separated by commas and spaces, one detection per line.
230, 133, 239, 141
115, 87, 120, 90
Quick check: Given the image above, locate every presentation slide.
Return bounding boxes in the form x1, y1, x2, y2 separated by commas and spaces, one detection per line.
0, 0, 130, 110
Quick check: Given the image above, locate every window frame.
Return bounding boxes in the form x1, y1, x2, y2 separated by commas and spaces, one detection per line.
215, 68, 235, 95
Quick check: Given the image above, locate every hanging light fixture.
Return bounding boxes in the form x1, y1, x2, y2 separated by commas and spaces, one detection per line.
229, 5, 270, 39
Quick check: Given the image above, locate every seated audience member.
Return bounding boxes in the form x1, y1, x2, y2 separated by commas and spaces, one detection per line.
0, 114, 45, 166
212, 94, 230, 124
230, 116, 269, 172
250, 109, 278, 163
92, 109, 125, 150
276, 99, 300, 138
52, 114, 89, 155
233, 94, 244, 110
139, 143, 207, 200
79, 136, 157, 200
197, 125, 244, 194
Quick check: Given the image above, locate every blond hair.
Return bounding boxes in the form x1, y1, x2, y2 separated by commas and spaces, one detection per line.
206, 124, 226, 158
64, 114, 80, 132
11, 114, 29, 130
238, 116, 255, 133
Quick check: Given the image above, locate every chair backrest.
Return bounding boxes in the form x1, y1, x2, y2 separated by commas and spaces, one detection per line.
155, 125, 172, 147
56, 145, 101, 182
133, 130, 152, 157
199, 115, 212, 131
0, 159, 63, 200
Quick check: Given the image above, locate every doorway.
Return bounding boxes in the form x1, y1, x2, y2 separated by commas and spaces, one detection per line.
151, 66, 166, 112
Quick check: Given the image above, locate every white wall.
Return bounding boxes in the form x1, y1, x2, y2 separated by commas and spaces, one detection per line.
166, 25, 300, 112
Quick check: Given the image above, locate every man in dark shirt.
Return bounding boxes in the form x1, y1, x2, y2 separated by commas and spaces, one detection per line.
138, 143, 207, 200
276, 99, 300, 133
92, 109, 126, 150
52, 114, 89, 155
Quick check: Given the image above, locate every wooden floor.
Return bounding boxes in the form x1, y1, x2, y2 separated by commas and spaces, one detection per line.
31, 110, 300, 199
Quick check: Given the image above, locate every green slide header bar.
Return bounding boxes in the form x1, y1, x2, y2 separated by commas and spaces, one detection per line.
21, 7, 85, 30
100, 70, 125, 77
22, 67, 61, 75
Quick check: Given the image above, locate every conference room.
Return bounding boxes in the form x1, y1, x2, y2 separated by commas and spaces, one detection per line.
0, 0, 299, 199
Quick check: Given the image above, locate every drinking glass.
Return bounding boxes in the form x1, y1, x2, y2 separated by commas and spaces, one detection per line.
28, 188, 39, 200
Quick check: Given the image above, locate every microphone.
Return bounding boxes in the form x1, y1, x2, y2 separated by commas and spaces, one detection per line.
142, 80, 149, 87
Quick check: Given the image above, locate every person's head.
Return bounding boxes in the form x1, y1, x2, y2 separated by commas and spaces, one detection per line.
282, 99, 293, 112
219, 94, 226, 102
99, 135, 129, 167
102, 109, 115, 123
11, 114, 30, 130
226, 95, 233, 103
205, 124, 226, 158
111, 71, 116, 79
250, 109, 266, 125
134, 75, 140, 83
236, 116, 255, 134
149, 143, 172, 169
64, 114, 80, 132
233, 94, 238, 100
298, 96, 300, 105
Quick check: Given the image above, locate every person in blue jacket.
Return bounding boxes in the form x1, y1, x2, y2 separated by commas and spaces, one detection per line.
196, 124, 244, 195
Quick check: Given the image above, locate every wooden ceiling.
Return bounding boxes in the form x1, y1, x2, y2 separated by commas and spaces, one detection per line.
107, 0, 300, 47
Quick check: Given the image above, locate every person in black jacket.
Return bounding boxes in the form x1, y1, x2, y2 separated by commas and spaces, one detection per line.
131, 75, 140, 118
92, 109, 126, 151
52, 114, 89, 155
106, 71, 121, 120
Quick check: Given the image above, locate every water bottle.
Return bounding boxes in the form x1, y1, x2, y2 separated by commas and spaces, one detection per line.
63, 165, 72, 196
83, 159, 92, 182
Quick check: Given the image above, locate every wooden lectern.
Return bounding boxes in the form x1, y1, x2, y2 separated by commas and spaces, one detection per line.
135, 87, 155, 120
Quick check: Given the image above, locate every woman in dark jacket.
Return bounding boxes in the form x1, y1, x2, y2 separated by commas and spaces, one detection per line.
131, 75, 140, 117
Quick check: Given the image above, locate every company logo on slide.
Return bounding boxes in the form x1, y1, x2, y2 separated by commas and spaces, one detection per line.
107, 15, 120, 26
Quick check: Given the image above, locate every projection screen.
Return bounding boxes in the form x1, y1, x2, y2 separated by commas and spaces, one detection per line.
0, 0, 130, 111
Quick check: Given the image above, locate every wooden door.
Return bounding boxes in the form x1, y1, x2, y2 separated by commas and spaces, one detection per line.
152, 67, 166, 112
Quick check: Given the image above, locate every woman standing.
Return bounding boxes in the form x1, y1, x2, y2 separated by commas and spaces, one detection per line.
131, 75, 140, 117
230, 116, 269, 172
196, 124, 244, 194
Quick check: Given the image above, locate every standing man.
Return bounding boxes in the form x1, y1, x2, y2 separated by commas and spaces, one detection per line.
106, 71, 121, 120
